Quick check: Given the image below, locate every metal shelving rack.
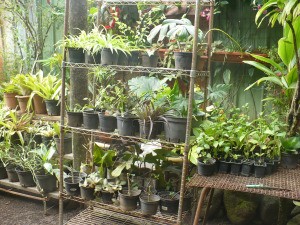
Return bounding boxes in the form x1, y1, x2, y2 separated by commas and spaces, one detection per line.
58, 1, 214, 225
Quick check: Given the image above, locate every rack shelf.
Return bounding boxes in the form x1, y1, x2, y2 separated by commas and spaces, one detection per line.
63, 62, 210, 77
63, 193, 189, 225
99, 0, 211, 6
64, 125, 185, 149
0, 178, 59, 200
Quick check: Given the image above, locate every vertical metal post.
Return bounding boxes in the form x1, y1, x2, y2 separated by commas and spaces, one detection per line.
177, 0, 201, 224
59, 1, 70, 225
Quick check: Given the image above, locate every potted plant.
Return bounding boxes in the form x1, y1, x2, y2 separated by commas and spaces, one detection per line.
99, 31, 131, 65
0, 110, 33, 146
163, 79, 205, 143
280, 136, 300, 169
0, 80, 20, 110
66, 104, 83, 127
96, 85, 118, 133
27, 74, 62, 116
118, 173, 142, 211
129, 76, 168, 139
158, 191, 180, 214
0, 142, 13, 180
57, 34, 85, 63
64, 172, 82, 197
79, 171, 102, 201
147, 17, 203, 70
52, 122, 72, 155
96, 178, 124, 204
139, 185, 160, 215
114, 82, 138, 136
22, 71, 47, 114
31, 144, 58, 194
13, 144, 36, 187
39, 122, 55, 147
12, 74, 33, 113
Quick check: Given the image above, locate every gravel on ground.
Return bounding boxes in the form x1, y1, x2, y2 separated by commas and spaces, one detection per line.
0, 191, 82, 225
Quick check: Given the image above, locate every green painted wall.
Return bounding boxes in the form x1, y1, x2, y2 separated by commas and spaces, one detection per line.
211, 0, 282, 118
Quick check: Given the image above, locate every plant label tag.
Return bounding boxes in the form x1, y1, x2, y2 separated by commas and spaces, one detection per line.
162, 206, 168, 211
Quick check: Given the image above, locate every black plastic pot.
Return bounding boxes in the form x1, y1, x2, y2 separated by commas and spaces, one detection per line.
98, 113, 117, 132
67, 111, 83, 127
68, 47, 85, 63
118, 189, 141, 211
174, 52, 193, 70
240, 160, 254, 177
183, 192, 192, 211
139, 194, 160, 215
101, 48, 119, 65
83, 111, 99, 129
164, 116, 187, 143
141, 52, 159, 67
64, 176, 81, 196
273, 157, 280, 172
54, 133, 72, 155
36, 174, 57, 194
101, 191, 115, 204
254, 162, 267, 178
139, 120, 161, 139
281, 152, 298, 169
117, 52, 129, 65
24, 132, 42, 147
16, 169, 36, 187
159, 191, 180, 214
45, 99, 60, 116
86, 52, 101, 64
6, 165, 19, 182
230, 161, 242, 176
116, 116, 137, 136
80, 186, 95, 201
0, 165, 8, 179
197, 158, 216, 177
218, 160, 230, 174
265, 160, 274, 175
128, 51, 140, 66
42, 136, 53, 147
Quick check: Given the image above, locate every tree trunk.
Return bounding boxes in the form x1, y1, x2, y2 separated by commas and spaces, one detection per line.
69, 0, 88, 170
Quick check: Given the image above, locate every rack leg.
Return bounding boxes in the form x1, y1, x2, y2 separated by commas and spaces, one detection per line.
202, 189, 214, 225
193, 187, 211, 225
43, 200, 47, 215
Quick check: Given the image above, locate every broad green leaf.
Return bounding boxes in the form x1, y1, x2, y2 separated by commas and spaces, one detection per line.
278, 37, 294, 67
249, 54, 283, 72
223, 69, 231, 85
243, 60, 276, 76
285, 66, 298, 86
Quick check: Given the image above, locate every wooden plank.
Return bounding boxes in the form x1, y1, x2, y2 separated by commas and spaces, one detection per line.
0, 179, 59, 199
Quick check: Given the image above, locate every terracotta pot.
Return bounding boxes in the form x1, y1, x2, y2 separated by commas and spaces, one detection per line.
15, 95, 31, 113
33, 94, 47, 114
3, 93, 18, 109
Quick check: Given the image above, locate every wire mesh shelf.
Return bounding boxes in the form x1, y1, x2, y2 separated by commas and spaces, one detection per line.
63, 125, 184, 150
187, 167, 300, 200
63, 194, 190, 225
63, 62, 210, 77
99, 0, 212, 6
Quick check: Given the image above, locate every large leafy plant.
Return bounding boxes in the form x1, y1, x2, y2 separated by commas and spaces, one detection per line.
245, 0, 300, 135
93, 143, 116, 178
147, 17, 203, 51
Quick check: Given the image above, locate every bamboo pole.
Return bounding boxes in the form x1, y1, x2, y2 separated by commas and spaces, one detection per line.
177, 0, 201, 224
58, 0, 70, 224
